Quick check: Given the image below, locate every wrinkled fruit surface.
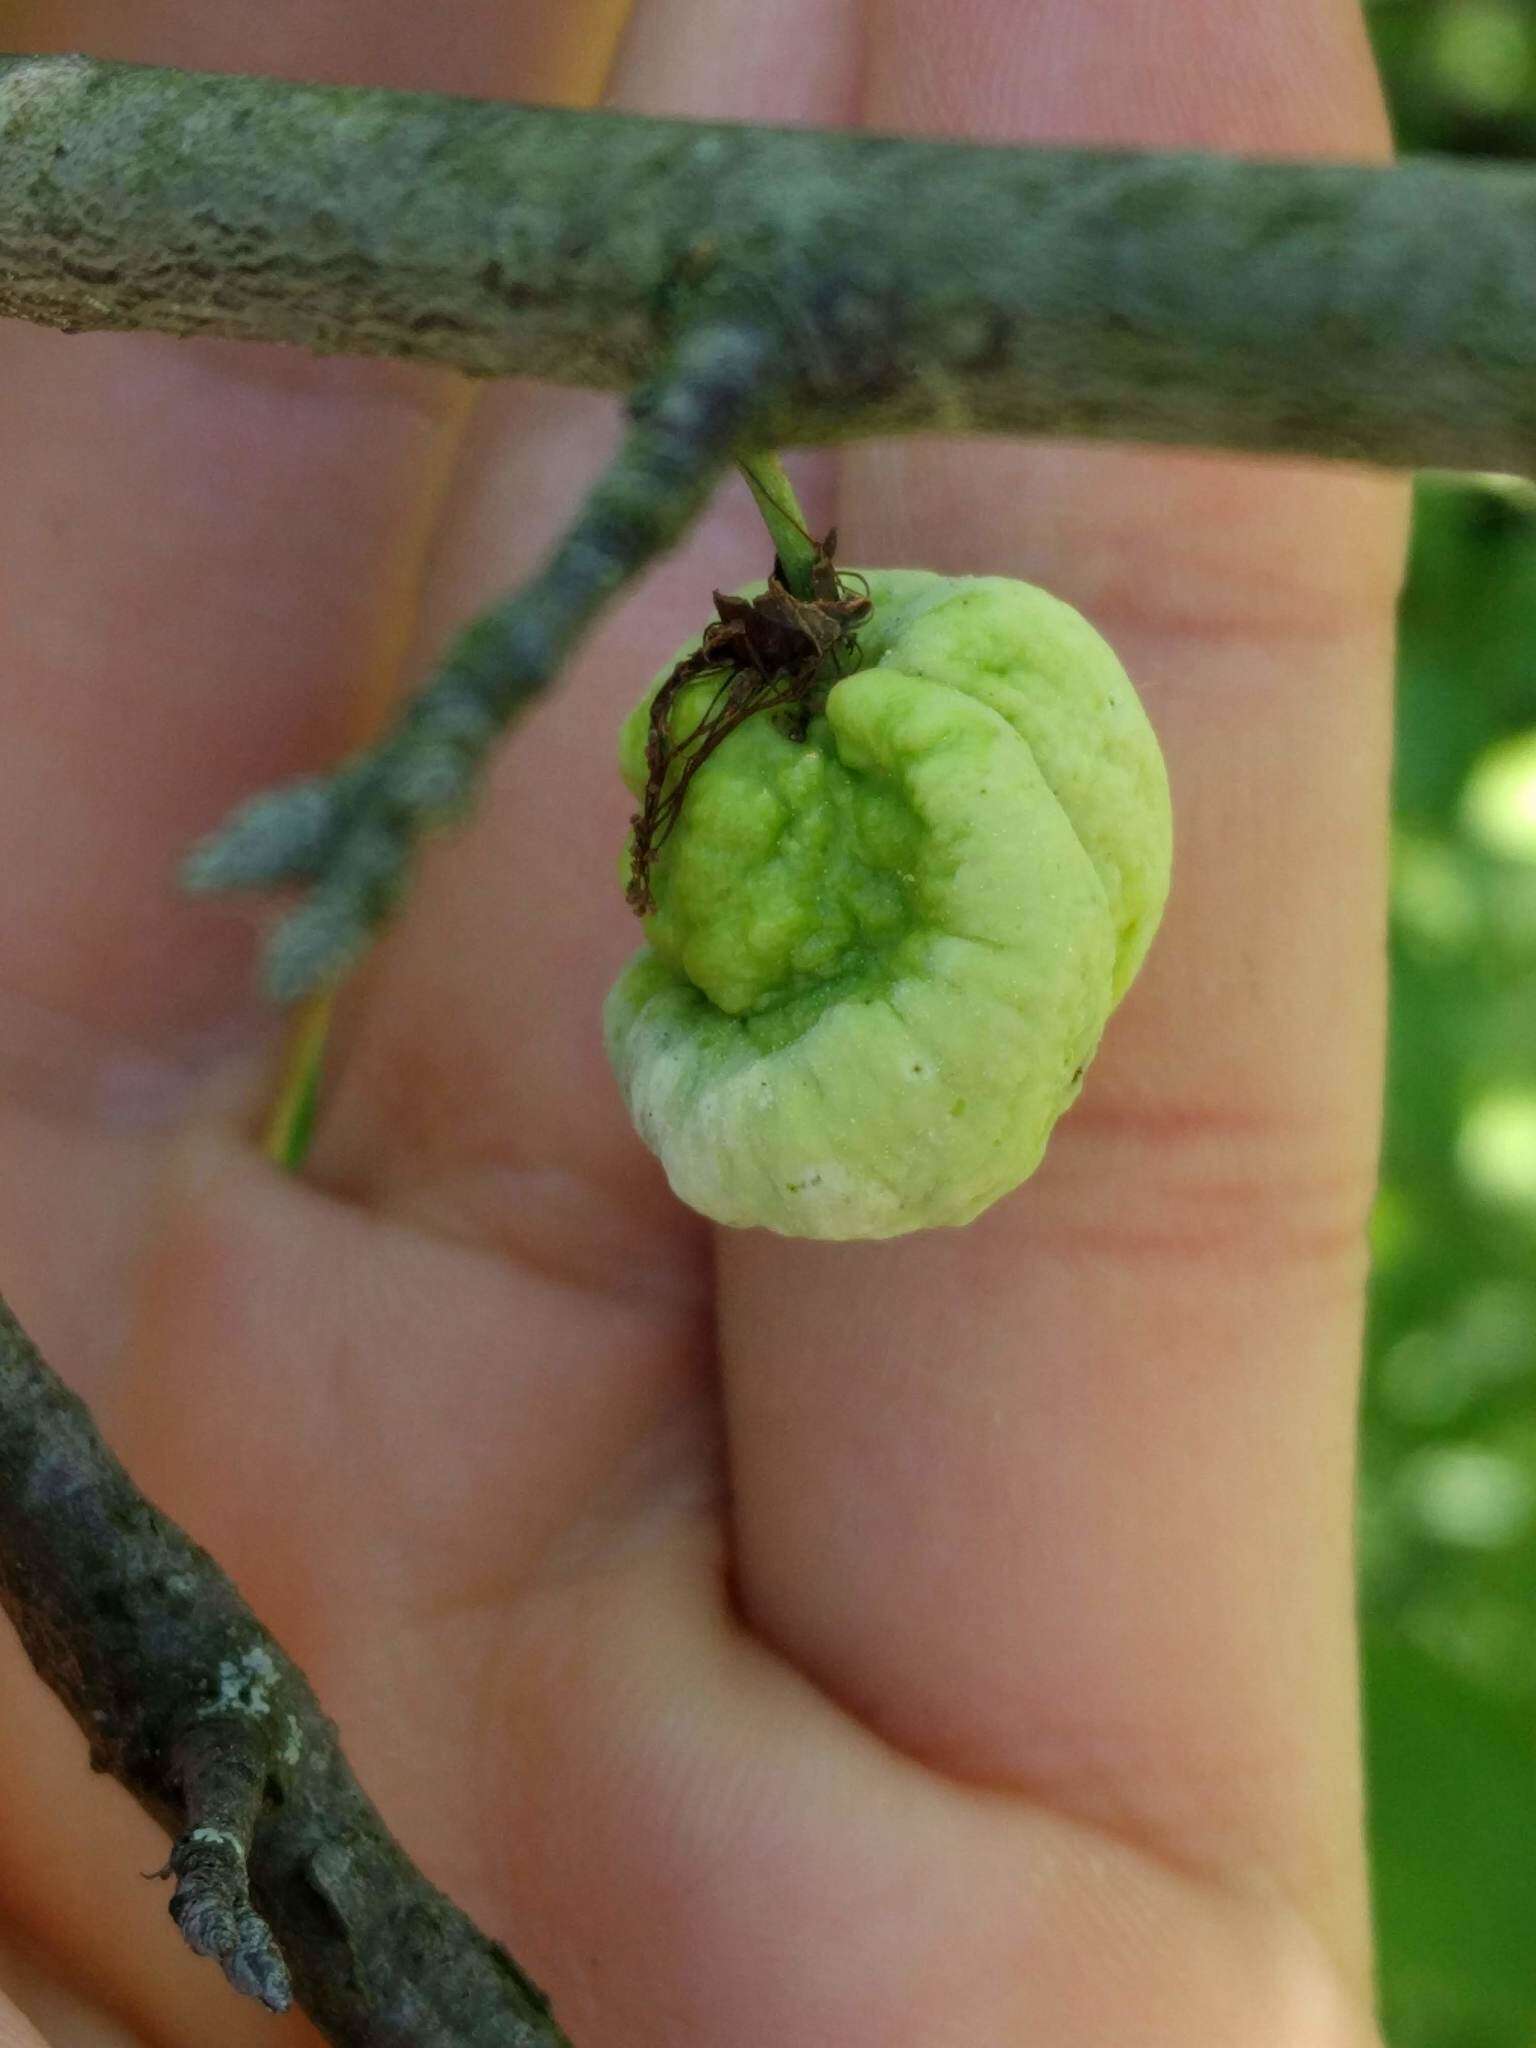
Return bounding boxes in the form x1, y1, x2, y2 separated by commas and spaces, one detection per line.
605, 570, 1172, 1240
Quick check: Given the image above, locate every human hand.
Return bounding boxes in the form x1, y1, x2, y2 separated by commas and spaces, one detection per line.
0, 1, 1404, 2041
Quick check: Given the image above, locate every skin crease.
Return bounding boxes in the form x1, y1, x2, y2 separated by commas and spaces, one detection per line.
0, 1, 1406, 2044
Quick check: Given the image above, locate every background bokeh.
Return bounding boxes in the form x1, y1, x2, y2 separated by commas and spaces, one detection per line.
1363, 5, 1536, 2043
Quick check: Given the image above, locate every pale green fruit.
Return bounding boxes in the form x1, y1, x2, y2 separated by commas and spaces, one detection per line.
605, 569, 1171, 1240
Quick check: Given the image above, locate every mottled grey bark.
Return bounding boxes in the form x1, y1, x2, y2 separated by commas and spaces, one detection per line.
8, 51, 1535, 990
2, 52, 1535, 470
0, 1294, 571, 2047
185, 317, 779, 996
0, 57, 1518, 2040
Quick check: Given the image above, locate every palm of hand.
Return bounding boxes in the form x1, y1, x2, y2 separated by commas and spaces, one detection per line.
5, 1119, 1358, 2047
0, 3, 1401, 2044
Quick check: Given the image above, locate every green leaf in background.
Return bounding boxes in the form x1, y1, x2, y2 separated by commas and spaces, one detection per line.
1360, 21, 1536, 2015
1365, 460, 1536, 2045
1366, 1623, 1536, 2048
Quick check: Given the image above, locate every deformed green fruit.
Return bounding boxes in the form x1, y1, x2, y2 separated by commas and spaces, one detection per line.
605, 569, 1172, 1240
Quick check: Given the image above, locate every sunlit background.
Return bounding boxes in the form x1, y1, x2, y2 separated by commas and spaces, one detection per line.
1363, 5, 1536, 2042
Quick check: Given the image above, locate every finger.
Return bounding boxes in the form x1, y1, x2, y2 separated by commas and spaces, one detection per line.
714, 0, 1405, 1990
0, 1927, 146, 2048
0, 3, 627, 1376
0, 2000, 50, 2048
0, 2, 622, 1073
302, 0, 856, 1227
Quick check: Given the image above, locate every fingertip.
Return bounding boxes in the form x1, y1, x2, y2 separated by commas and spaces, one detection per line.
864, 0, 1393, 161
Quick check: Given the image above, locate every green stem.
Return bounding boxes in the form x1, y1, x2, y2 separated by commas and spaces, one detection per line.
261, 990, 334, 1170
736, 453, 818, 600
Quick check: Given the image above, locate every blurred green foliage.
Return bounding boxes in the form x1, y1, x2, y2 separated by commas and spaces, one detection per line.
1367, 475, 1536, 2047
1372, 0, 1536, 151
1366, 6, 1536, 2041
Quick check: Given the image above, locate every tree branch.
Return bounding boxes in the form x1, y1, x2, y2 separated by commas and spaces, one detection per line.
3, 51, 1536, 473
12, 50, 1536, 990
183, 318, 778, 994
0, 43, 1513, 2044
0, 1292, 572, 2047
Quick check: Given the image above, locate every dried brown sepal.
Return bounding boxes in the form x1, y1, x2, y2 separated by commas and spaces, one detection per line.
626, 531, 872, 915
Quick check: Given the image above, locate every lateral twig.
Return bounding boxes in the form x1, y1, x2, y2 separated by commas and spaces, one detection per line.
0, 1292, 572, 2047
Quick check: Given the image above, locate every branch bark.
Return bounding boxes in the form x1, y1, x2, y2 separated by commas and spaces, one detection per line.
0, 61, 1521, 2039
0, 1293, 571, 2048
184, 317, 779, 996
3, 51, 1536, 472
